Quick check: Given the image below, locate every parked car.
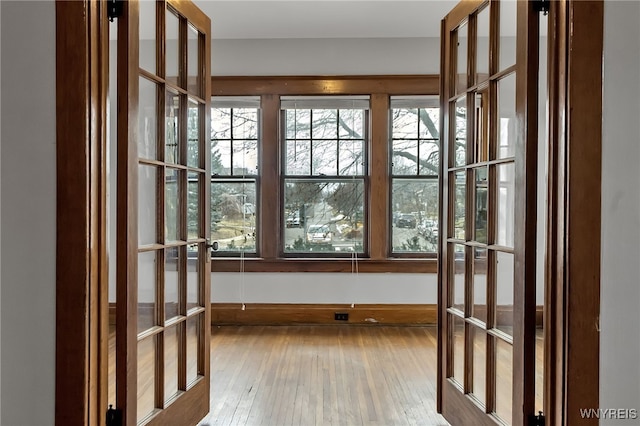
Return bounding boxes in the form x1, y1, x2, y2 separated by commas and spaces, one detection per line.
286, 212, 301, 228
306, 224, 332, 245
396, 214, 417, 229
418, 219, 438, 241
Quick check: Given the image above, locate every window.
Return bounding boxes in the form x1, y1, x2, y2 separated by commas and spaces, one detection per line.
281, 96, 368, 256
209, 75, 439, 272
210, 97, 260, 255
390, 96, 440, 255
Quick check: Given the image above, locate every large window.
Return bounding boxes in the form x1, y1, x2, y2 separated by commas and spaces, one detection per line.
210, 97, 260, 255
209, 75, 439, 272
282, 97, 368, 255
390, 96, 440, 255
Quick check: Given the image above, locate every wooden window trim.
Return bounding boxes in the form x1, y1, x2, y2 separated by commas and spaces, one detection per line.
210, 75, 439, 273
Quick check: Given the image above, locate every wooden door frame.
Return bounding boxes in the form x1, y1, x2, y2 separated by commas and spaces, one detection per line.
54, 0, 603, 425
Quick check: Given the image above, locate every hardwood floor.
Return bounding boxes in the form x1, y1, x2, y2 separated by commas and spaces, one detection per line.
199, 325, 448, 426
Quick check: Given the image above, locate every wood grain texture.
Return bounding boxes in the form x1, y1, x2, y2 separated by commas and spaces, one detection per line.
199, 325, 448, 426
369, 94, 390, 260
210, 304, 438, 326
211, 258, 438, 273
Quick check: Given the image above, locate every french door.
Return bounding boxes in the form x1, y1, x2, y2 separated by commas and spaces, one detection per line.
116, 1, 212, 425
438, 1, 540, 425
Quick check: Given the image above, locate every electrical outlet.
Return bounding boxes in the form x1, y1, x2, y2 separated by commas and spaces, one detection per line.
334, 312, 349, 321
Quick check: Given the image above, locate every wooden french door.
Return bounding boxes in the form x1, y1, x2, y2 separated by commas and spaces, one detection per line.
116, 1, 211, 425
438, 1, 540, 425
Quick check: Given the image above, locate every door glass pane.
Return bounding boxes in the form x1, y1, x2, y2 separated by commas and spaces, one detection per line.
496, 251, 514, 336
497, 162, 515, 247
451, 244, 465, 312
187, 172, 200, 240
187, 24, 200, 95
139, 165, 157, 245
137, 336, 157, 423
139, 0, 156, 74
165, 168, 180, 242
164, 247, 180, 322
452, 171, 466, 240
164, 325, 180, 403
497, 73, 517, 159
472, 326, 487, 406
495, 339, 513, 425
187, 99, 200, 168
476, 5, 490, 83
455, 22, 468, 94
166, 11, 179, 85
139, 77, 158, 160
473, 247, 488, 324
187, 244, 200, 311
186, 314, 201, 386
452, 314, 465, 387
499, 0, 517, 71
474, 92, 488, 163
453, 97, 467, 167
474, 167, 488, 243
138, 251, 157, 333
165, 91, 180, 164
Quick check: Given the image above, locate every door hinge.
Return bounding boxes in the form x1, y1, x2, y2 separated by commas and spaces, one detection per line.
107, 0, 124, 22
529, 411, 545, 426
533, 0, 550, 15
106, 405, 123, 426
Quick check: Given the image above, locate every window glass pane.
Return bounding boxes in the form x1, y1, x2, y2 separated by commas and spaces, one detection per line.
452, 170, 466, 240
392, 107, 440, 177
456, 22, 468, 93
164, 325, 179, 404
472, 248, 488, 324
137, 336, 157, 423
232, 140, 258, 176
286, 109, 311, 139
165, 91, 180, 164
139, 165, 157, 245
210, 181, 256, 253
187, 24, 200, 95
338, 109, 364, 139
187, 172, 200, 240
139, 77, 157, 160
451, 314, 465, 387
284, 180, 364, 254
497, 73, 517, 159
286, 140, 311, 175
392, 179, 438, 253
496, 251, 514, 336
499, 0, 517, 71
138, 251, 157, 333
338, 140, 363, 176
472, 326, 487, 406
166, 11, 179, 85
211, 107, 231, 140
139, 0, 156, 74
392, 140, 418, 175
392, 108, 419, 139
187, 99, 200, 168
164, 247, 180, 322
476, 5, 490, 83
211, 105, 260, 176
233, 108, 258, 139
311, 109, 337, 139
419, 139, 439, 176
474, 167, 488, 243
496, 162, 515, 247
312, 140, 338, 175
450, 244, 465, 312
165, 168, 180, 242
453, 97, 467, 167
211, 139, 231, 176
495, 339, 513, 425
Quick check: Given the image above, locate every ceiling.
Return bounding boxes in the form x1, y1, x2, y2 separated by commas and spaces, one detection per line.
192, 1, 457, 39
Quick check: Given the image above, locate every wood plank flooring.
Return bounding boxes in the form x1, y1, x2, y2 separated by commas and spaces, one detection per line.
198, 325, 448, 426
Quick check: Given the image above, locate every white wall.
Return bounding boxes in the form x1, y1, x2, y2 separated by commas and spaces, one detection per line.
0, 1, 56, 425
600, 1, 640, 424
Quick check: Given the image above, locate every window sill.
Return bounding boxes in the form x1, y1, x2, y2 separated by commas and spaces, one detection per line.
210, 257, 437, 273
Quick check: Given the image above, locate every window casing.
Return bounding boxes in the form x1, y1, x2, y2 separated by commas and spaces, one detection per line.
209, 75, 439, 272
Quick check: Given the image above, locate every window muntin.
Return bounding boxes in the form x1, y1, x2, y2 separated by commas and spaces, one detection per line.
390, 97, 440, 255
282, 97, 368, 255
210, 97, 260, 255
